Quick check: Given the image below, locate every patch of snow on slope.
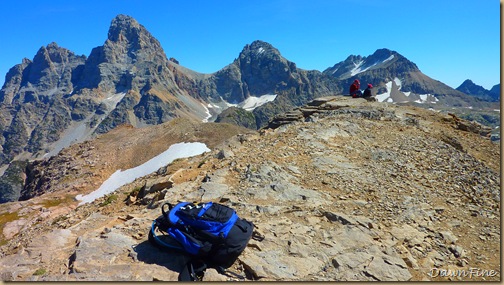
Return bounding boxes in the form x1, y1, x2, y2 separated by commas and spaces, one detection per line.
102, 92, 126, 110
350, 60, 364, 76
75, 142, 210, 205
383, 55, 394, 63
350, 56, 395, 76
394, 77, 402, 90
414, 94, 439, 104
239, 94, 277, 111
201, 103, 212, 123
376, 81, 393, 102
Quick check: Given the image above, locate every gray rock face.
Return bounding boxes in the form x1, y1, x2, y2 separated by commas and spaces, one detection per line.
0, 42, 87, 163
0, 160, 28, 203
0, 14, 205, 171
77, 14, 174, 92
202, 40, 342, 128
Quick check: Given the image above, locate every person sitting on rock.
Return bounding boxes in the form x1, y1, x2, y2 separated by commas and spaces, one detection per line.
350, 79, 363, 98
363, 83, 375, 101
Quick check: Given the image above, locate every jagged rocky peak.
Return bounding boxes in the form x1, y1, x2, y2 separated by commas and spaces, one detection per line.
33, 42, 83, 65
0, 58, 32, 103
240, 40, 281, 58
107, 14, 161, 50
325, 48, 419, 79
237, 40, 296, 80
0, 42, 85, 104
238, 40, 294, 68
324, 54, 363, 77
82, 14, 166, 73
79, 14, 173, 92
28, 42, 85, 88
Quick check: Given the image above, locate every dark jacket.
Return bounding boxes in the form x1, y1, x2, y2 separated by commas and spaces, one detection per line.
363, 87, 372, 98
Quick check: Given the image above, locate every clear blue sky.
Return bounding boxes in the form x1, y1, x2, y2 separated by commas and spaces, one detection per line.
0, 0, 500, 90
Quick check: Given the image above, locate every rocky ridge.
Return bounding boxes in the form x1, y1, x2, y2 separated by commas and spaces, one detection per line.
0, 96, 499, 281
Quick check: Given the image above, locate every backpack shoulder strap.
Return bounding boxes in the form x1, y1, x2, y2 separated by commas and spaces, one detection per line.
179, 259, 207, 281
166, 202, 191, 226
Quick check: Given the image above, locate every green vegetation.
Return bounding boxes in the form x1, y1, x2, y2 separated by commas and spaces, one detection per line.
0, 211, 20, 228
33, 268, 47, 276
39, 194, 75, 208
100, 194, 118, 206
129, 187, 142, 197
0, 211, 21, 245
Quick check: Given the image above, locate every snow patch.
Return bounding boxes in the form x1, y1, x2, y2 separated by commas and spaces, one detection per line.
349, 55, 395, 77
257, 47, 265, 54
383, 55, 394, 63
376, 80, 438, 104
75, 142, 210, 205
394, 77, 402, 90
201, 103, 212, 123
350, 60, 364, 76
239, 94, 277, 111
103, 92, 126, 108
376, 81, 393, 102
414, 94, 438, 104
224, 94, 277, 111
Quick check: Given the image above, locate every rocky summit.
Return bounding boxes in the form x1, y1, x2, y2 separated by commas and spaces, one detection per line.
0, 96, 499, 281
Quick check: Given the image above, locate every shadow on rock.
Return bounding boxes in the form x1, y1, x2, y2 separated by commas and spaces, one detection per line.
132, 240, 191, 274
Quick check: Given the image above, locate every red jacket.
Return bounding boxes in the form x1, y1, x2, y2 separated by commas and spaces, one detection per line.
349, 82, 360, 94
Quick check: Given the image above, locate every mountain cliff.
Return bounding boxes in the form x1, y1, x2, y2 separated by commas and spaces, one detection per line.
199, 40, 342, 128
0, 15, 209, 170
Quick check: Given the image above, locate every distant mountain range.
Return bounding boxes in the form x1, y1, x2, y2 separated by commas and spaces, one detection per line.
456, 79, 500, 102
0, 14, 499, 175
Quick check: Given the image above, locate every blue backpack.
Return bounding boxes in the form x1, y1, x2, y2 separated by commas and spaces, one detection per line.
148, 201, 255, 281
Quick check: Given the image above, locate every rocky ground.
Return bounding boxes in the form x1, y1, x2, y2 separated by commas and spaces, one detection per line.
0, 96, 500, 281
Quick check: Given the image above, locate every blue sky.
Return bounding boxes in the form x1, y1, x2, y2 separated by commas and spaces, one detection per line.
0, 0, 500, 90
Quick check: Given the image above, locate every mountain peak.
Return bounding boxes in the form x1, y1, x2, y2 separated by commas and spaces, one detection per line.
324, 48, 419, 80
108, 14, 143, 42
459, 79, 475, 86
455, 79, 499, 101
457, 79, 484, 92
239, 40, 282, 59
